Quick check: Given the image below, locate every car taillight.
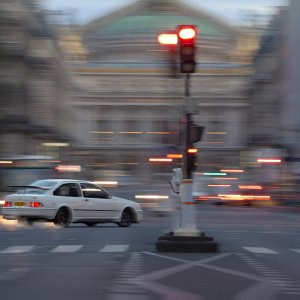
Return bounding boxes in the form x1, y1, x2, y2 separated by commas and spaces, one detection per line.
29, 201, 44, 208
3, 201, 12, 207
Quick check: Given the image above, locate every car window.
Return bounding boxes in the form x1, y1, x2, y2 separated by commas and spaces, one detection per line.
53, 183, 81, 197
80, 183, 110, 199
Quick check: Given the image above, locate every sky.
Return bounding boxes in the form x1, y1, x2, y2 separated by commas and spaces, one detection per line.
42, 0, 287, 25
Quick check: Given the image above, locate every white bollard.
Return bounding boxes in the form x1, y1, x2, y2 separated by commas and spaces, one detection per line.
174, 179, 201, 236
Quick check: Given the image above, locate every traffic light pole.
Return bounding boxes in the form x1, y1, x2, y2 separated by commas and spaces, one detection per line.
175, 73, 198, 234
155, 25, 218, 252
183, 73, 192, 179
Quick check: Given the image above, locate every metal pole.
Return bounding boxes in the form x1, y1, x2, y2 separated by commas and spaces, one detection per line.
183, 74, 192, 179
174, 73, 199, 236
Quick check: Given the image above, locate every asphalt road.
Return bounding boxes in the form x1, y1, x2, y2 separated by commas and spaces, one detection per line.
0, 204, 300, 300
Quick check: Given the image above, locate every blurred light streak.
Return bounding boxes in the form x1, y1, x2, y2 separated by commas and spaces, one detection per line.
257, 158, 282, 163
220, 169, 244, 173
218, 194, 271, 201
207, 184, 231, 187
195, 196, 218, 201
207, 132, 227, 135
118, 131, 143, 134
149, 158, 172, 162
93, 181, 118, 187
0, 161, 13, 164
42, 143, 69, 147
203, 172, 227, 176
55, 165, 81, 172
0, 200, 5, 205
91, 131, 173, 135
135, 195, 169, 200
167, 154, 183, 159
239, 185, 263, 190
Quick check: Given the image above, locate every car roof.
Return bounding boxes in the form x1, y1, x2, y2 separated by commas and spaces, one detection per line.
37, 179, 89, 183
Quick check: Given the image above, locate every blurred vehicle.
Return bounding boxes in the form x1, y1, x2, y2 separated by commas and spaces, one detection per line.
2, 179, 143, 227
193, 174, 232, 204
193, 173, 271, 206
217, 184, 271, 206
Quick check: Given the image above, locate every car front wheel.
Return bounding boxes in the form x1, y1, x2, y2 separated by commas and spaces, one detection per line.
54, 207, 72, 227
117, 209, 133, 227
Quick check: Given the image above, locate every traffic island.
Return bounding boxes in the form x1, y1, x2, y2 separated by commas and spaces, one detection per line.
155, 231, 218, 253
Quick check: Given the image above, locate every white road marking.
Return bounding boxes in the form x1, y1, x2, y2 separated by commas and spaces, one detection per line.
50, 245, 83, 253
100, 244, 129, 252
109, 252, 146, 299
243, 247, 278, 254
0, 246, 35, 254
291, 249, 300, 254
237, 253, 300, 296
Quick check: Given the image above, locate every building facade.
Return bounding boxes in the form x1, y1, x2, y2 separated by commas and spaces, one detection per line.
0, 0, 76, 160
64, 0, 257, 181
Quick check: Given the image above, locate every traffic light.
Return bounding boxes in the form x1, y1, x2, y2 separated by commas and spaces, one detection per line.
158, 30, 178, 77
177, 25, 197, 73
188, 125, 204, 144
158, 33, 178, 45
186, 148, 198, 178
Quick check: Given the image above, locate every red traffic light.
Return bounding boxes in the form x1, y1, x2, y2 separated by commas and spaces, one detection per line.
177, 25, 197, 43
178, 28, 196, 40
177, 25, 197, 73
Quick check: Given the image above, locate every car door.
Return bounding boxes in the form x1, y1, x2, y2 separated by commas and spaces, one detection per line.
53, 183, 84, 219
80, 183, 121, 220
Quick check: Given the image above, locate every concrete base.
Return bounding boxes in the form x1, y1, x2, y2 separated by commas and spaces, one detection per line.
173, 227, 203, 237
156, 231, 218, 253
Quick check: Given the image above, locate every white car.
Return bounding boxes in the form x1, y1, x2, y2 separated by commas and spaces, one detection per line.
2, 179, 143, 227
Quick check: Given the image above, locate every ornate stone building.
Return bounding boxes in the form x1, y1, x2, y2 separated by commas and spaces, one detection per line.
65, 0, 258, 180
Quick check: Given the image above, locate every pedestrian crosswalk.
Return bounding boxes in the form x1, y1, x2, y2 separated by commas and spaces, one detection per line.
0, 245, 299, 255
50, 245, 83, 253
0, 244, 131, 254
242, 247, 278, 254
243, 247, 300, 255
0, 246, 35, 254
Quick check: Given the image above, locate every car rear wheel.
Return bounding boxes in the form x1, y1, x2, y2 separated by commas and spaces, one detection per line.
54, 207, 72, 227
117, 209, 133, 227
